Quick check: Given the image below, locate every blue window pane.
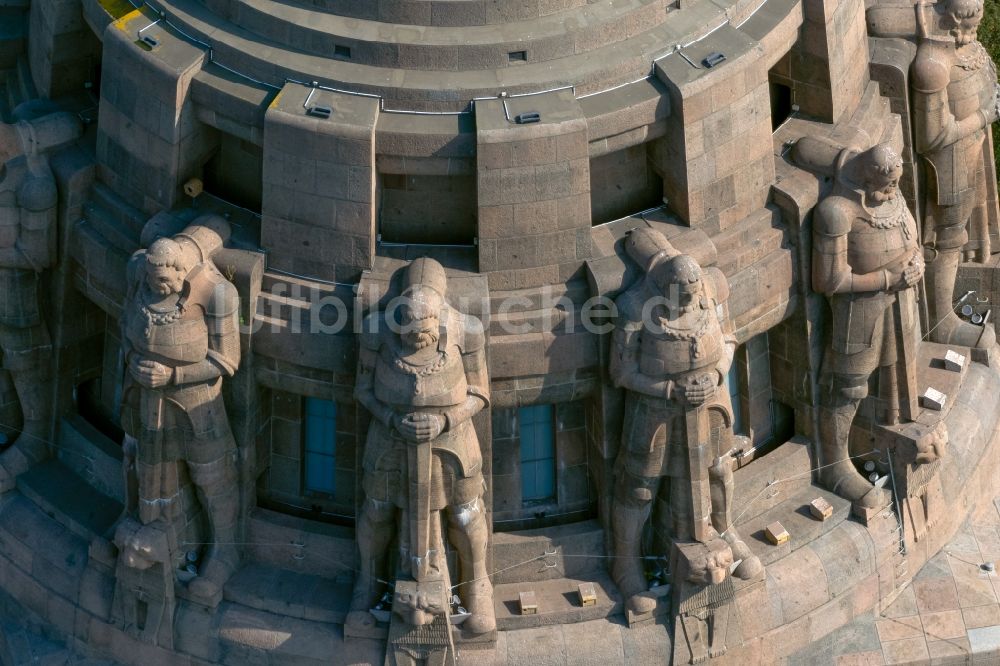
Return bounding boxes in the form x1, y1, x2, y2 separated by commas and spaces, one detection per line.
304, 398, 337, 494
519, 405, 555, 502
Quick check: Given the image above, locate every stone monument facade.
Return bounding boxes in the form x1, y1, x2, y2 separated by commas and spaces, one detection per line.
1, 0, 1000, 663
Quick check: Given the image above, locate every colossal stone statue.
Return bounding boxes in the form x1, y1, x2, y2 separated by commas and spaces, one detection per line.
608, 229, 761, 616
913, 0, 1000, 347
0, 111, 81, 492
349, 257, 494, 635
119, 217, 242, 601
807, 142, 924, 508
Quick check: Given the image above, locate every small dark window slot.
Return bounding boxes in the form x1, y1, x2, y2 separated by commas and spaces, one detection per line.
307, 105, 332, 119
141, 35, 159, 48
515, 112, 541, 124
702, 52, 726, 68
334, 44, 351, 59
509, 50, 527, 63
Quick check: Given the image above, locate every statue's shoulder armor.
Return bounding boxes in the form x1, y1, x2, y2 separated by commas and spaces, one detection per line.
450, 309, 485, 354
17, 168, 57, 212
814, 196, 854, 237
912, 43, 953, 93
360, 312, 386, 352
187, 262, 238, 316
615, 284, 647, 326
703, 266, 729, 304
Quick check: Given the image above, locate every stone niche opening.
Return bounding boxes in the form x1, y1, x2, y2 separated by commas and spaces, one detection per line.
377, 173, 477, 245
730, 331, 796, 464
72, 316, 125, 446
491, 400, 595, 532
768, 53, 795, 131
202, 133, 264, 214
589, 144, 664, 226
255, 390, 359, 525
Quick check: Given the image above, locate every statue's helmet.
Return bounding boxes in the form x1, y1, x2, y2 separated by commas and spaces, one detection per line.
654, 254, 703, 295
146, 237, 185, 269
400, 257, 447, 323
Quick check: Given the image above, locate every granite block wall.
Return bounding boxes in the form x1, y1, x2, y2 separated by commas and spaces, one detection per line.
262, 83, 378, 283
95, 9, 216, 214
475, 89, 592, 289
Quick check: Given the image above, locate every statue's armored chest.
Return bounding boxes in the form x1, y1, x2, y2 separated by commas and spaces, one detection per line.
126, 302, 209, 364
374, 343, 468, 408
639, 308, 723, 378
948, 46, 996, 116
847, 204, 913, 274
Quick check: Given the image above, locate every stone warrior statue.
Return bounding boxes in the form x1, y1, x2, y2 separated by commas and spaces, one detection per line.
350, 257, 494, 634
119, 216, 241, 600
913, 0, 1000, 347
609, 229, 762, 616
0, 111, 81, 492
807, 142, 924, 509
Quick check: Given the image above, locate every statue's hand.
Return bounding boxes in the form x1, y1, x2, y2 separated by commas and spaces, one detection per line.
399, 413, 445, 443
898, 254, 925, 290
130, 359, 174, 389
676, 373, 717, 406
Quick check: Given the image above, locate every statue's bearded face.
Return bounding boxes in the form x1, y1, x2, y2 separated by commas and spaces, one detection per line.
948, 2, 983, 46
401, 310, 440, 351
866, 167, 902, 204
146, 263, 186, 296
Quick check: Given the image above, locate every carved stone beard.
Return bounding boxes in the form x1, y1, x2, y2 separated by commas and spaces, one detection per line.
404, 330, 439, 353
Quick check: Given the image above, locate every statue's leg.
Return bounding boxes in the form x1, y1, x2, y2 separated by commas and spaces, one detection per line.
925, 199, 995, 348
446, 496, 494, 634
187, 450, 240, 599
611, 467, 659, 615
709, 454, 762, 579
817, 372, 888, 508
0, 325, 52, 492
349, 496, 395, 621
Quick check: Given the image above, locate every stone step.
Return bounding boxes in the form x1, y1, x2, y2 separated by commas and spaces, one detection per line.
144, 0, 737, 111
89, 182, 147, 239
712, 205, 788, 278
224, 0, 665, 70
81, 201, 141, 256
737, 482, 853, 568
16, 458, 123, 542
259, 0, 589, 27
493, 571, 622, 630
224, 563, 352, 625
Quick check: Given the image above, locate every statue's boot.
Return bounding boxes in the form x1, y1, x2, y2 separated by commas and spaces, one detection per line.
449, 499, 495, 634
818, 392, 888, 509
0, 368, 52, 493
188, 457, 241, 600
610, 499, 657, 615
925, 248, 996, 349
708, 454, 763, 579
347, 499, 393, 628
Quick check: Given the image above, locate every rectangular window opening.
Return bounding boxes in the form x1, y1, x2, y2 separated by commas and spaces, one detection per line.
334, 45, 352, 59
519, 404, 556, 504
304, 398, 337, 496
508, 50, 527, 63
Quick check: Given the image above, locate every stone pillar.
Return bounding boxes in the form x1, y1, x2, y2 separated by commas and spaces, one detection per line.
28, 0, 99, 98
96, 9, 216, 214
262, 82, 378, 283
653, 25, 774, 233
475, 89, 592, 290
794, 0, 870, 122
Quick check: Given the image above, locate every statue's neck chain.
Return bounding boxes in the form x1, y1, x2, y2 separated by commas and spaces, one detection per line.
863, 195, 908, 233
393, 347, 449, 377
139, 288, 184, 327
956, 41, 987, 71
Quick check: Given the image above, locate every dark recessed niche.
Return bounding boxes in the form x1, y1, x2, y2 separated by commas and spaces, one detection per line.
334, 44, 351, 59
508, 50, 527, 63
